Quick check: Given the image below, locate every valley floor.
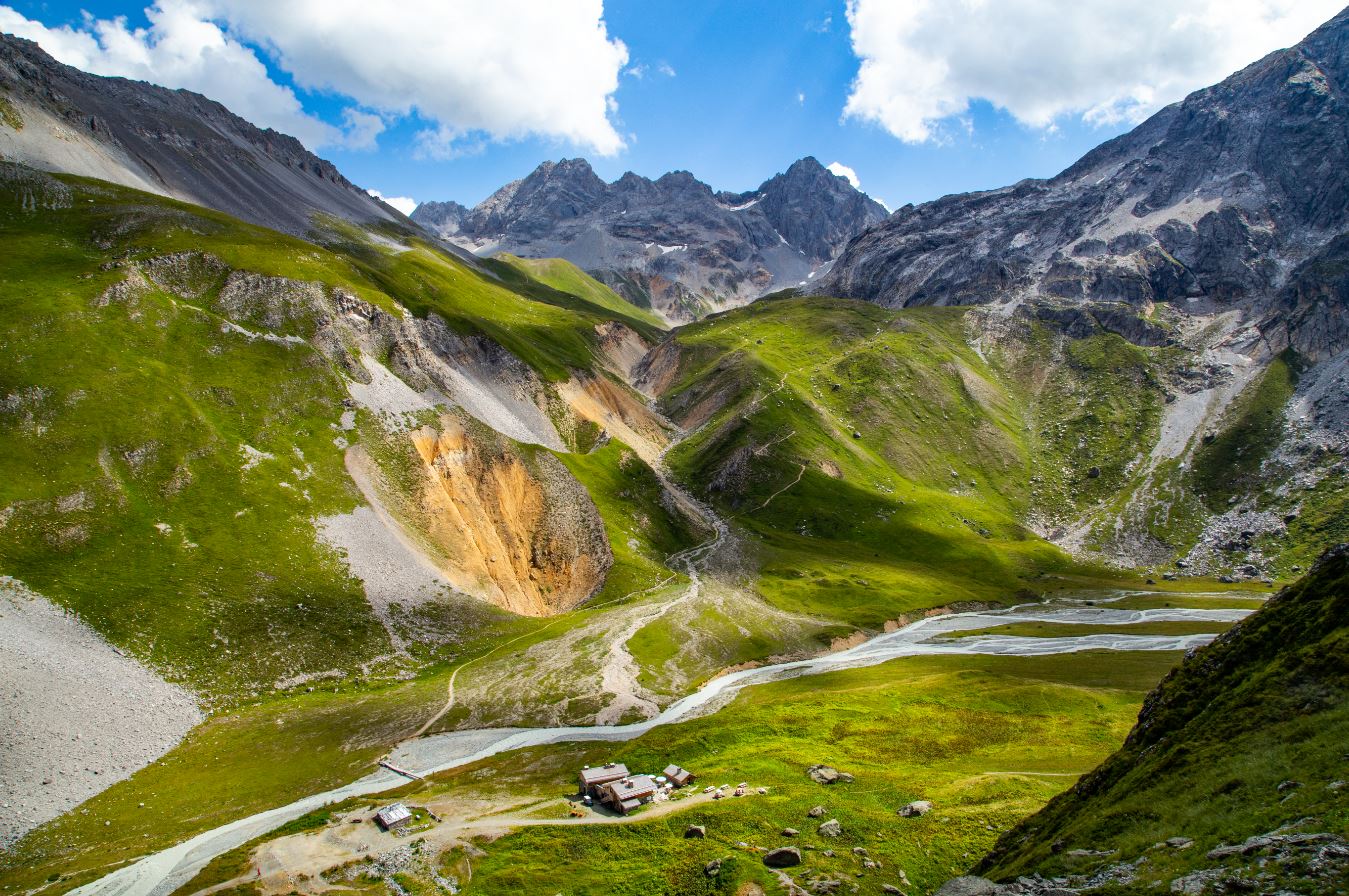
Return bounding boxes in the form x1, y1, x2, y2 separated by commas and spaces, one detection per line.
39, 591, 1253, 896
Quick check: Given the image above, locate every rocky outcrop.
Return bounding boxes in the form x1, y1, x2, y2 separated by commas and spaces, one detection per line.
0, 34, 400, 238
405, 418, 612, 617
104, 249, 614, 618
412, 157, 887, 321
820, 8, 1349, 339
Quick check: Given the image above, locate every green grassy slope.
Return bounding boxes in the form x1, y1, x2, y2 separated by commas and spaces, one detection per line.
1189, 350, 1303, 511
0, 162, 687, 892
0, 164, 669, 701
650, 297, 1095, 624
0, 173, 385, 699
497, 254, 669, 332
979, 545, 1349, 891
990, 319, 1168, 528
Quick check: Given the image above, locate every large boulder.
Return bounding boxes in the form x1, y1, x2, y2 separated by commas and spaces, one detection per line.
764, 846, 803, 868
807, 765, 853, 785
934, 877, 1003, 896
817, 819, 843, 838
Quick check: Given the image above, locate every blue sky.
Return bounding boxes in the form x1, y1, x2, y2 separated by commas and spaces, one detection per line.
2, 1, 1342, 211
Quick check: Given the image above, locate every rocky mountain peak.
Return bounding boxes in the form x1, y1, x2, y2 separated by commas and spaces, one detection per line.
411, 156, 887, 320
757, 156, 889, 262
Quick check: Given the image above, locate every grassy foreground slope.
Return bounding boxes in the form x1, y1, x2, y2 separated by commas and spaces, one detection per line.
978, 545, 1349, 893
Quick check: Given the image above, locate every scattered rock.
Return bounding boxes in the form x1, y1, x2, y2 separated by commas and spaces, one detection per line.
818, 819, 843, 838
685, 825, 706, 839
704, 859, 721, 876
898, 800, 933, 817
1087, 466, 1101, 478
882, 887, 903, 895
807, 765, 853, 785
934, 877, 1002, 896
852, 847, 868, 856
808, 805, 827, 818
1165, 837, 1194, 849
764, 847, 802, 868
1276, 780, 1301, 792
782, 828, 799, 837
1206, 830, 1334, 860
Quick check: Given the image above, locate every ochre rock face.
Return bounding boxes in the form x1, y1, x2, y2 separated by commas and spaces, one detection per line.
410, 420, 611, 617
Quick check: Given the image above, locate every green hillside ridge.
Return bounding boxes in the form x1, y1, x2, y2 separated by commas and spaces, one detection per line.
0, 163, 669, 701
648, 297, 1129, 625
555, 438, 708, 603
496, 253, 669, 332
976, 545, 1349, 893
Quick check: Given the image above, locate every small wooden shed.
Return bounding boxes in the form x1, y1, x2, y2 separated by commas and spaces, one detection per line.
374, 803, 412, 831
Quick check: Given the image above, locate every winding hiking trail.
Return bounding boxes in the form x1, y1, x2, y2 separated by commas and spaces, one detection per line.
68, 593, 1256, 896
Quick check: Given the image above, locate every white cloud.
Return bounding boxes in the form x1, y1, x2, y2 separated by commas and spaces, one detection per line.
657, 61, 676, 78
0, 1, 343, 148
797, 91, 806, 105
207, 0, 629, 156
826, 161, 861, 190
0, 0, 630, 156
367, 190, 417, 216
341, 108, 387, 152
843, 0, 1346, 143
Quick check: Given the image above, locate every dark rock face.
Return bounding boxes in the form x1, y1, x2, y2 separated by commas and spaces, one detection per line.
820, 9, 1349, 361
0, 34, 398, 238
412, 156, 887, 320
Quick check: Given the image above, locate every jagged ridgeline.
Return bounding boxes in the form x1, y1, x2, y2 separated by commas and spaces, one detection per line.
966, 545, 1349, 894
413, 156, 889, 322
